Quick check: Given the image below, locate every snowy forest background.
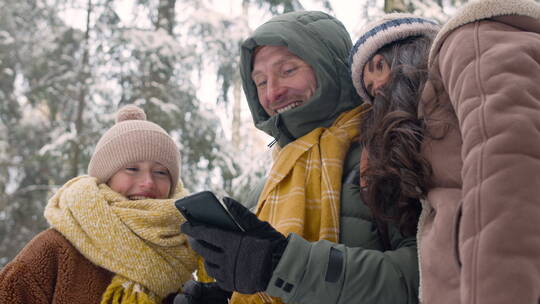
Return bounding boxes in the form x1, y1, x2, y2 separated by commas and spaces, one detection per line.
0, 0, 516, 267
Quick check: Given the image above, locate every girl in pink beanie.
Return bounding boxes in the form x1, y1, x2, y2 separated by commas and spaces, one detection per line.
0, 105, 198, 304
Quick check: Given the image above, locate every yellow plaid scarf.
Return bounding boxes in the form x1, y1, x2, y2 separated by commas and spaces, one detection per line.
44, 175, 198, 304
231, 105, 368, 304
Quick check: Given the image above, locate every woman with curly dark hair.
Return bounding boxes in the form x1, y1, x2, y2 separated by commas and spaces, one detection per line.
349, 14, 439, 240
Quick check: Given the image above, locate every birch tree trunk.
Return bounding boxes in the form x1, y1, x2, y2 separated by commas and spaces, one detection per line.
70, 0, 92, 178
157, 0, 176, 34
231, 0, 250, 149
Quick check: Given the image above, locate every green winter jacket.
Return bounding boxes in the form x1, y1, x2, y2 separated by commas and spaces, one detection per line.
239, 11, 418, 304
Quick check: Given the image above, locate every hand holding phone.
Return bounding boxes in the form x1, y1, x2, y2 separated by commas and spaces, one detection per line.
175, 191, 245, 232
180, 196, 288, 294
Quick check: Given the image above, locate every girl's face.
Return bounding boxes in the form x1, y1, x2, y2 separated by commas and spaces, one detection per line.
363, 54, 391, 98
107, 160, 172, 199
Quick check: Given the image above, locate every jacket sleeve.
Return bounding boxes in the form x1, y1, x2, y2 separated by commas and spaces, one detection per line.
437, 19, 540, 304
0, 243, 52, 304
266, 232, 418, 304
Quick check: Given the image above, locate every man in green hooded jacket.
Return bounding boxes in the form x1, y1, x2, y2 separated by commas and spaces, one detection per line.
180, 11, 419, 304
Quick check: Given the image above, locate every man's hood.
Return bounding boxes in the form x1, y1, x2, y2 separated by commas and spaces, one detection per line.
240, 11, 362, 147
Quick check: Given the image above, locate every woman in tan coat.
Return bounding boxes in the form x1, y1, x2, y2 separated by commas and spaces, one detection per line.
353, 1, 540, 303
417, 0, 540, 303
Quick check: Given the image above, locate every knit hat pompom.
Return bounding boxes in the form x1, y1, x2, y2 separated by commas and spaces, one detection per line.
88, 105, 180, 197
115, 104, 147, 123
349, 13, 440, 104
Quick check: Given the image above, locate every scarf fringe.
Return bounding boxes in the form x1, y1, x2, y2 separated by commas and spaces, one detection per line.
230, 292, 277, 304
101, 276, 159, 304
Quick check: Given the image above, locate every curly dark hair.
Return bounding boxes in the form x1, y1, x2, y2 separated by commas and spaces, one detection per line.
359, 35, 434, 237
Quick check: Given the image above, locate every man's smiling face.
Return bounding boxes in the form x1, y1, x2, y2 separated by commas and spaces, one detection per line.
251, 45, 318, 116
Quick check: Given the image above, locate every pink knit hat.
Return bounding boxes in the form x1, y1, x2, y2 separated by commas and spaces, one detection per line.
87, 105, 180, 194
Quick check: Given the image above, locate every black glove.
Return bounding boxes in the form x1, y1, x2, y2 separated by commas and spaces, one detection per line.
181, 197, 288, 294
173, 280, 231, 304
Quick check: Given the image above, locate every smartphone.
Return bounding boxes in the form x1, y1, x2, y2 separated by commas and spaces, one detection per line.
175, 191, 245, 232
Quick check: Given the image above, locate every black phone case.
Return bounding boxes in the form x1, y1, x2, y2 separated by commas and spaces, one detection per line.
175, 191, 244, 232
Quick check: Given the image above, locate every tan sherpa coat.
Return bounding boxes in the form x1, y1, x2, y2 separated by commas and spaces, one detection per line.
0, 229, 177, 304
418, 0, 540, 303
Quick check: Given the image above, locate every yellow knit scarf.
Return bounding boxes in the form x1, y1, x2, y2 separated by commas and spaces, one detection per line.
231, 105, 368, 304
44, 175, 198, 304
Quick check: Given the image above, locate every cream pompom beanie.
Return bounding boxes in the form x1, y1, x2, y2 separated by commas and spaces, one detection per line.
87, 105, 180, 195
